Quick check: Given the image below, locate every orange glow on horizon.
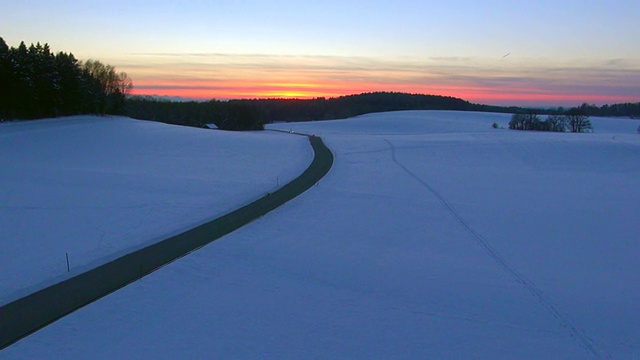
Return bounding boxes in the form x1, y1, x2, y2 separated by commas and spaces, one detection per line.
118, 48, 639, 107
130, 78, 637, 107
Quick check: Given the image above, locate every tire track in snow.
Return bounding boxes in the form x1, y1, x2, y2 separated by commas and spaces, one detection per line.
383, 139, 607, 360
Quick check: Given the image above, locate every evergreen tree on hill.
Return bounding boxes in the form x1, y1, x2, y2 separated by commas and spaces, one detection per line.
0, 37, 9, 119
0, 39, 133, 119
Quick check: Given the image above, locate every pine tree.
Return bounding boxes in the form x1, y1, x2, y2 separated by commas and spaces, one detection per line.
0, 37, 9, 119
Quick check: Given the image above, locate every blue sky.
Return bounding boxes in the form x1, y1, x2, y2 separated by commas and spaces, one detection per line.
2, 0, 639, 105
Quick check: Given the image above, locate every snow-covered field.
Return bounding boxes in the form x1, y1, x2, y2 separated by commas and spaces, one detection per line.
4, 111, 639, 358
0, 116, 312, 304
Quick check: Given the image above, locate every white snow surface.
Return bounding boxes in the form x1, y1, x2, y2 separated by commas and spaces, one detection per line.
4, 111, 640, 359
0, 116, 312, 304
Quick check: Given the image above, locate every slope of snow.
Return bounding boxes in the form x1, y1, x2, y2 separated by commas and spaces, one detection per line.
0, 116, 312, 304
4, 111, 639, 358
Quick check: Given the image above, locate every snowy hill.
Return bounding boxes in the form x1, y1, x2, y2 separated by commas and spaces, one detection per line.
4, 111, 639, 358
0, 116, 312, 304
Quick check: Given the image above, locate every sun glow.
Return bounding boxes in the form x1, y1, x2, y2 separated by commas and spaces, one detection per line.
261, 91, 315, 98
123, 53, 640, 106
130, 80, 639, 106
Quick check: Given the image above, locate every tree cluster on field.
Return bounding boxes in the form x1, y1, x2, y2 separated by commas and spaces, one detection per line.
0, 37, 132, 120
509, 108, 593, 133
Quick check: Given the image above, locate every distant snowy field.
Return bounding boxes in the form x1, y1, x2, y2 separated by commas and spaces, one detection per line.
4, 111, 639, 359
0, 116, 312, 304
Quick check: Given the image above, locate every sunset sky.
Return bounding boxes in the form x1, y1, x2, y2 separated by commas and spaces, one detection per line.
2, 0, 639, 106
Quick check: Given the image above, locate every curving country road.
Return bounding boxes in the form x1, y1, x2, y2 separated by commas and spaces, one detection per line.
0, 134, 333, 350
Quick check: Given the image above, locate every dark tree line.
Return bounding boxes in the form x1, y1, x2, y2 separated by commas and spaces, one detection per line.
509, 108, 593, 133
575, 102, 640, 118
125, 92, 479, 130
0, 37, 132, 120
126, 92, 638, 132
125, 97, 264, 130
486, 102, 640, 118
3, 36, 636, 130
251, 92, 477, 121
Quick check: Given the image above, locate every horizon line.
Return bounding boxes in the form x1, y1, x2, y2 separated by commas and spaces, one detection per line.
128, 91, 631, 109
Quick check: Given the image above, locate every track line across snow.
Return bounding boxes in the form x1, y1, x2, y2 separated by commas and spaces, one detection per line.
0, 135, 333, 350
383, 138, 606, 360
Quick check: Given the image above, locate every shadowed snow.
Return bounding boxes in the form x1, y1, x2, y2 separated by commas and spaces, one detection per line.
0, 116, 312, 304
4, 111, 639, 359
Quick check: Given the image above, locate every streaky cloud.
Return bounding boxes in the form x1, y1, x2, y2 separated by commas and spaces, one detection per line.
116, 52, 640, 106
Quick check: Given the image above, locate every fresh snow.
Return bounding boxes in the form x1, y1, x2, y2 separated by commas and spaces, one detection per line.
0, 116, 312, 304
3, 111, 639, 359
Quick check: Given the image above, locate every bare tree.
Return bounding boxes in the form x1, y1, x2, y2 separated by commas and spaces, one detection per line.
509, 112, 542, 130
509, 113, 526, 130
545, 114, 567, 132
566, 108, 592, 133
82, 60, 133, 114
117, 71, 133, 96
83, 59, 118, 94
